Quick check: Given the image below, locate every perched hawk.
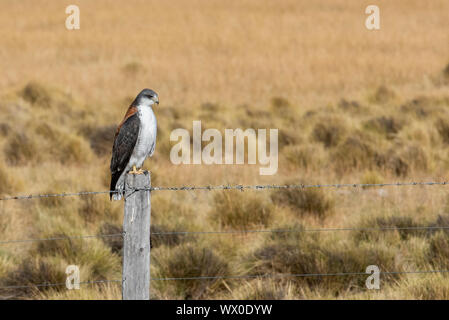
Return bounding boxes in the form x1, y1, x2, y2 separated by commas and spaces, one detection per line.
110, 89, 159, 200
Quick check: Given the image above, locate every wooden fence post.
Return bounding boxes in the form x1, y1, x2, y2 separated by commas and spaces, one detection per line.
122, 171, 151, 300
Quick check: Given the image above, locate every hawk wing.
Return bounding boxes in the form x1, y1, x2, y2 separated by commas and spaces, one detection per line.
110, 108, 140, 198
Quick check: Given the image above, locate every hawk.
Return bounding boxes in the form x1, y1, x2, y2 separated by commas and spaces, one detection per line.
110, 89, 159, 200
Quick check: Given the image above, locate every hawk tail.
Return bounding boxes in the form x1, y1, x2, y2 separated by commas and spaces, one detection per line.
110, 171, 123, 201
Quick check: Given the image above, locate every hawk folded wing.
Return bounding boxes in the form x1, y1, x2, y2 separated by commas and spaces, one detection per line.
110, 113, 140, 198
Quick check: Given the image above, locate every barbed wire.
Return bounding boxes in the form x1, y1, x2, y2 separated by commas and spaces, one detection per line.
2, 225, 449, 245
150, 269, 449, 281
148, 181, 449, 192
1, 270, 447, 290
0, 190, 113, 201
0, 233, 123, 245
0, 279, 122, 290
152, 225, 449, 236
0, 180, 448, 202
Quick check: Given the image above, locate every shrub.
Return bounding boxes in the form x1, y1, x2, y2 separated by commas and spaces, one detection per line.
83, 125, 116, 156
2, 257, 67, 296
0, 162, 24, 195
278, 128, 301, 149
153, 245, 230, 299
252, 237, 397, 293
20, 81, 52, 108
312, 121, 346, 148
436, 119, 449, 144
428, 231, 449, 269
4, 132, 39, 165
332, 134, 377, 174
354, 215, 425, 242
338, 99, 361, 112
271, 184, 333, 219
284, 144, 326, 170
364, 116, 402, 137
372, 86, 396, 104
211, 191, 273, 229
229, 279, 297, 300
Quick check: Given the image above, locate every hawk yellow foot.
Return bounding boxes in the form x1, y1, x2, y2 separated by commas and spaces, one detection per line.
129, 165, 144, 175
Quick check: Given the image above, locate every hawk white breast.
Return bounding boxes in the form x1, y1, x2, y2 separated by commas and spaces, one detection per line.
110, 89, 159, 200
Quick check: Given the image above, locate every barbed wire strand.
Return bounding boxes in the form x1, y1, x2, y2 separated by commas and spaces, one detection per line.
0, 233, 123, 245
1, 270, 448, 290
148, 181, 449, 192
150, 270, 449, 281
3, 225, 449, 245
0, 181, 448, 201
0, 279, 122, 290
152, 225, 449, 236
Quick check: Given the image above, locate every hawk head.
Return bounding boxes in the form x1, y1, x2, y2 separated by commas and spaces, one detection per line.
132, 88, 159, 107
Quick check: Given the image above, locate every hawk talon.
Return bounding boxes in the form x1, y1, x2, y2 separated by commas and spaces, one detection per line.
129, 165, 144, 175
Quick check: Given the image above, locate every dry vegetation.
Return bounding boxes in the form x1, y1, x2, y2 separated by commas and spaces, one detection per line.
0, 0, 449, 300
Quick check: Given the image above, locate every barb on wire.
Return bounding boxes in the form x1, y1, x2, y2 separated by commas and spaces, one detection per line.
0, 279, 122, 290
0, 233, 124, 245
151, 269, 449, 281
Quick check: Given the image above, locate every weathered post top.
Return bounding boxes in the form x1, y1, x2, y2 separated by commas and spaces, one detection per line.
122, 171, 151, 300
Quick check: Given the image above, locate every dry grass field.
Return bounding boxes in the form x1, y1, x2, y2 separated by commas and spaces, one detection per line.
1, 0, 449, 299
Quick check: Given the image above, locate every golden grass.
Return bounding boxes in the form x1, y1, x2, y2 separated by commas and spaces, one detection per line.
0, 0, 449, 300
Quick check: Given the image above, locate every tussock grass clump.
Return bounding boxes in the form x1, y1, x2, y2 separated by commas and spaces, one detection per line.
371, 86, 396, 104
354, 215, 425, 242
361, 170, 383, 186
436, 119, 449, 144
364, 116, 403, 137
379, 153, 409, 177
252, 235, 398, 293
284, 144, 326, 171
80, 125, 115, 157
35, 233, 120, 279
122, 61, 144, 75
271, 183, 333, 219
0, 162, 24, 195
401, 275, 449, 299
428, 231, 449, 269
400, 96, 446, 119
150, 224, 189, 248
79, 195, 121, 223
153, 245, 230, 299
211, 191, 273, 230
227, 279, 298, 300
0, 122, 10, 136
278, 128, 301, 149
400, 144, 428, 172
98, 223, 123, 254
21, 81, 52, 108
443, 63, 449, 82
271, 97, 290, 109
332, 134, 377, 174
338, 99, 361, 112
3, 257, 67, 296
4, 132, 39, 165
312, 120, 346, 148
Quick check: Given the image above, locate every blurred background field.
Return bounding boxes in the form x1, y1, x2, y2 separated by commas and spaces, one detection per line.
1, 0, 449, 299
